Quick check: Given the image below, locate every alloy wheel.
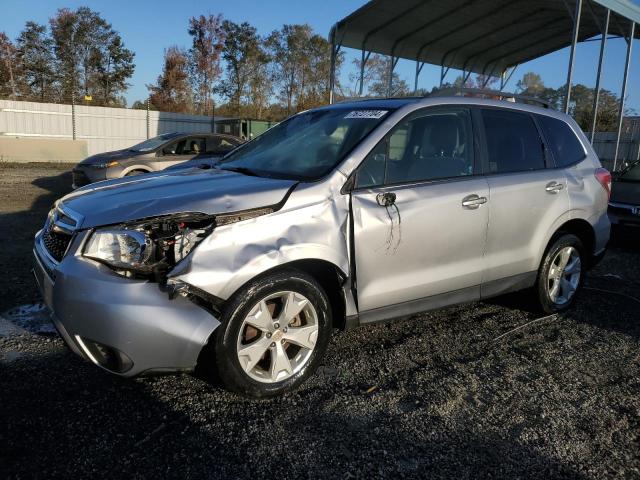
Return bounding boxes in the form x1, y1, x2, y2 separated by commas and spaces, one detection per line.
547, 246, 581, 306
236, 291, 319, 383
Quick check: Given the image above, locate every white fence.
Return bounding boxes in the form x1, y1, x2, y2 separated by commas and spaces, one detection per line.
2, 99, 638, 169
0, 100, 224, 157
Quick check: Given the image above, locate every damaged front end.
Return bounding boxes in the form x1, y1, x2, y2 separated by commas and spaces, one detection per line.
82, 212, 216, 282
33, 205, 279, 377
80, 207, 279, 312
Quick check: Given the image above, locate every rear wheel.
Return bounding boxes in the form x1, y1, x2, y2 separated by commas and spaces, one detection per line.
207, 269, 332, 398
534, 234, 584, 313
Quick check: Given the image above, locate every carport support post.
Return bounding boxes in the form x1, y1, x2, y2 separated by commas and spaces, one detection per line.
613, 21, 635, 172
359, 50, 371, 96
71, 92, 76, 141
499, 66, 517, 91
146, 97, 150, 139
329, 26, 339, 104
564, 0, 582, 114
462, 69, 473, 87
590, 9, 610, 144
439, 65, 450, 87
387, 56, 399, 97
414, 60, 425, 94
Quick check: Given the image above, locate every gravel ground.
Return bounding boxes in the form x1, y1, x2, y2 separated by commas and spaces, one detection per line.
1, 163, 639, 479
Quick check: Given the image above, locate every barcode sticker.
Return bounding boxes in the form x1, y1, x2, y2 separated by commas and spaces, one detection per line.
344, 110, 388, 119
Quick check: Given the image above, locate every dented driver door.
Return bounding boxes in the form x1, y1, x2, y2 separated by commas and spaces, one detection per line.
349, 106, 489, 319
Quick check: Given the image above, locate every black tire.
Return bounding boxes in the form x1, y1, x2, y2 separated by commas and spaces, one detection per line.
125, 169, 147, 177
206, 268, 332, 398
534, 233, 585, 314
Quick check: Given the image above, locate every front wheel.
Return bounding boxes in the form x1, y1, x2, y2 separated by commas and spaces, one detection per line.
534, 234, 584, 314
207, 269, 332, 398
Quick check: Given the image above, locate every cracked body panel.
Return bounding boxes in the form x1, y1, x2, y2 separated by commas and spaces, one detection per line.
172, 174, 357, 316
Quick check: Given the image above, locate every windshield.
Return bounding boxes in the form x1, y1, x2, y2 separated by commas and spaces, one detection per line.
219, 108, 392, 180
620, 162, 640, 181
129, 133, 183, 152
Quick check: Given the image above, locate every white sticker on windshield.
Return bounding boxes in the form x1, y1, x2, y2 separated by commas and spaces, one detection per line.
344, 110, 388, 119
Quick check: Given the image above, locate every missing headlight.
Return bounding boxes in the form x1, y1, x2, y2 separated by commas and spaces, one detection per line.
84, 207, 274, 282
83, 212, 215, 281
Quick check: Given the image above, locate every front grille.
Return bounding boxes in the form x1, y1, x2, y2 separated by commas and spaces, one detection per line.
41, 221, 72, 262
72, 169, 90, 188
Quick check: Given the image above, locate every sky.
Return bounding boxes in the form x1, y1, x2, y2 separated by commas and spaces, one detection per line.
2, 0, 640, 110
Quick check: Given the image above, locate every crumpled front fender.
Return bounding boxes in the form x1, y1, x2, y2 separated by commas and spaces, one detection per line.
172, 176, 351, 302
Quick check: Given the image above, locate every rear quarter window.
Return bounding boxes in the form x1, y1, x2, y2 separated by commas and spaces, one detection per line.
537, 115, 586, 168
481, 109, 545, 174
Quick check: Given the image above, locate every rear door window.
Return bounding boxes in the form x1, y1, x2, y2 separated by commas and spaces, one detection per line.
536, 115, 586, 167
481, 109, 545, 174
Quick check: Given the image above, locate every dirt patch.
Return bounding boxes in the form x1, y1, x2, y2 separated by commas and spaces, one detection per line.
0, 163, 73, 312
0, 163, 639, 479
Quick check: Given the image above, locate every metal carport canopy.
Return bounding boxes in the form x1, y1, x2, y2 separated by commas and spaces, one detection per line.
331, 0, 640, 77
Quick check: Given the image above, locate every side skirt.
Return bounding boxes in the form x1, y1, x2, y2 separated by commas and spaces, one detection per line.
346, 271, 537, 328
480, 271, 537, 300
354, 285, 480, 327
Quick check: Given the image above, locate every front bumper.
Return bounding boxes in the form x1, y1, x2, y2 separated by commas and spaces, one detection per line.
72, 166, 107, 189
33, 231, 220, 377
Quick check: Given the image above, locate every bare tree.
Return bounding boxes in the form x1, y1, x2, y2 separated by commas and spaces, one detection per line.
148, 46, 193, 113
219, 20, 270, 117
348, 54, 407, 98
0, 32, 19, 99
188, 14, 225, 115
16, 22, 57, 102
266, 24, 340, 115
49, 7, 134, 105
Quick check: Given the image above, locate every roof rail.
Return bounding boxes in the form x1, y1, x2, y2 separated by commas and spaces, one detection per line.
429, 88, 552, 109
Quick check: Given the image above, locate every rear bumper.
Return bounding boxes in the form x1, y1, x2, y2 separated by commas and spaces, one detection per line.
33, 232, 220, 377
608, 202, 640, 227
591, 211, 611, 255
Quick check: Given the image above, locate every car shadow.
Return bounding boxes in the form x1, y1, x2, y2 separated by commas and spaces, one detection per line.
609, 224, 640, 251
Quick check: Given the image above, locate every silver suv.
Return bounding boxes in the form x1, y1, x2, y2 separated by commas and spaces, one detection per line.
33, 95, 611, 397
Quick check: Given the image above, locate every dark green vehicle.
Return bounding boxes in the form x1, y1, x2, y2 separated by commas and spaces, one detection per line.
215, 118, 278, 141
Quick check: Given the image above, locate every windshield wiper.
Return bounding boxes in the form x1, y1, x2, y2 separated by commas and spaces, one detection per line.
219, 166, 264, 177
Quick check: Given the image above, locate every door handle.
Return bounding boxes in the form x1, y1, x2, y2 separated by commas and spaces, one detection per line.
461, 194, 487, 209
545, 182, 565, 194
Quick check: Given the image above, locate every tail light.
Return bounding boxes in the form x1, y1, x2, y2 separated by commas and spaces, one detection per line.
594, 168, 611, 200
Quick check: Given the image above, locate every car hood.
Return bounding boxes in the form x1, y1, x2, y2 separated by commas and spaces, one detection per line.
78, 149, 146, 166
60, 168, 298, 228
611, 180, 640, 205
